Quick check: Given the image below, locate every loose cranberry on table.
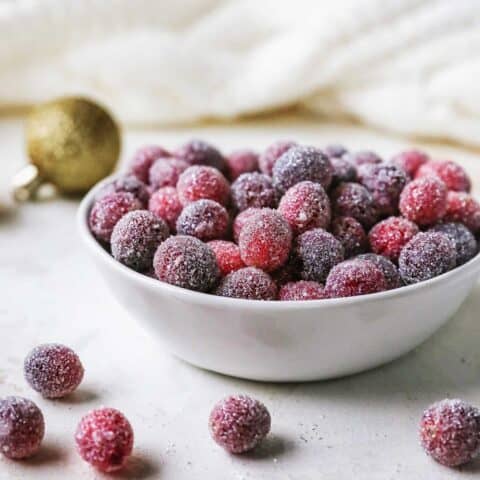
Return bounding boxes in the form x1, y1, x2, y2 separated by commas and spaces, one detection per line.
148, 157, 189, 190
209, 395, 271, 453
231, 172, 277, 211
208, 240, 245, 276
258, 140, 297, 176
226, 149, 259, 181
444, 191, 480, 234
232, 207, 262, 243
148, 186, 183, 231
416, 160, 471, 192
174, 139, 227, 173
390, 149, 429, 177
128, 145, 171, 183
0, 396, 45, 459
24, 343, 84, 399
357, 253, 402, 290
216, 267, 277, 300
278, 280, 325, 301
331, 216, 367, 258
75, 407, 134, 473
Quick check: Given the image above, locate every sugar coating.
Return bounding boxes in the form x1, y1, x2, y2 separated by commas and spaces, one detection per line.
75, 407, 133, 473
416, 160, 471, 192
258, 140, 297, 176
216, 267, 277, 300
89, 192, 143, 244
294, 228, 344, 283
128, 145, 171, 183
390, 150, 429, 177
111, 210, 169, 271
175, 139, 226, 172
177, 166, 230, 206
148, 186, 183, 231
96, 175, 150, 207
357, 163, 409, 216
324, 259, 387, 298
209, 395, 271, 453
231, 172, 277, 212
399, 177, 447, 226
208, 240, 245, 275
444, 191, 480, 234
345, 150, 382, 166
398, 231, 456, 284
331, 216, 367, 258
24, 343, 84, 399
429, 222, 477, 266
324, 144, 348, 158
273, 146, 333, 194
238, 209, 292, 272
368, 216, 419, 263
330, 156, 357, 187
148, 157, 189, 190
176, 199, 229, 241
331, 182, 378, 228
278, 181, 331, 235
232, 208, 262, 243
0, 396, 45, 459
357, 253, 402, 290
420, 399, 480, 467
278, 281, 325, 301
153, 235, 219, 292
226, 149, 259, 181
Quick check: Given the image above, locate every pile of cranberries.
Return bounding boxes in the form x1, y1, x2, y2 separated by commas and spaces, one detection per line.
89, 140, 479, 300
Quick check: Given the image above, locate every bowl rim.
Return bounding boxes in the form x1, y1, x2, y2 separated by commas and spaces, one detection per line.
77, 174, 480, 311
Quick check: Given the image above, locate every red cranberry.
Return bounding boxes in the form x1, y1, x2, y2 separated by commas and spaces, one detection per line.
278, 181, 331, 235
258, 140, 296, 176
390, 150, 429, 177
232, 208, 262, 243
175, 139, 226, 172
399, 177, 447, 226
177, 166, 230, 206
398, 231, 456, 284
75, 407, 133, 472
176, 199, 229, 241
429, 222, 477, 266
209, 395, 271, 453
278, 281, 325, 301
128, 145, 171, 183
444, 191, 480, 233
324, 259, 387, 298
24, 343, 84, 399
231, 172, 277, 212
148, 186, 183, 231
331, 216, 367, 258
238, 209, 292, 272
208, 240, 245, 275
226, 149, 259, 181
149, 157, 189, 190
420, 399, 480, 467
368, 216, 419, 263
416, 160, 471, 192
357, 253, 402, 289
215, 267, 277, 300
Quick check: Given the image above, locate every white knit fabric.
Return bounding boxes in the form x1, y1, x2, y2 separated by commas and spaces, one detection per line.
1, 0, 480, 146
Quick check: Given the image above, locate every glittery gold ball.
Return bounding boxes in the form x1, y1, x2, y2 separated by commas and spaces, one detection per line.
26, 97, 121, 194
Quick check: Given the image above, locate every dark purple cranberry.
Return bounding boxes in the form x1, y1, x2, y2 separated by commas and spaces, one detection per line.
331, 216, 367, 258
215, 267, 277, 300
429, 222, 477, 266
357, 253, 402, 289
258, 140, 297, 176
175, 139, 226, 173
231, 172, 277, 211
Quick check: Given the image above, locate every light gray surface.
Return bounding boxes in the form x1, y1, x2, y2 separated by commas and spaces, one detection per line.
1, 115, 480, 479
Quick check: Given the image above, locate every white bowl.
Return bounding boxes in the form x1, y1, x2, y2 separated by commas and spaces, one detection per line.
78, 177, 480, 382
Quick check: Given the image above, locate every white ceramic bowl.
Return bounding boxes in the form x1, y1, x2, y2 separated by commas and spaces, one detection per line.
78, 177, 480, 382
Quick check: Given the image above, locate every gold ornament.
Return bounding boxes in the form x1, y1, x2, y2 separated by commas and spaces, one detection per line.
12, 97, 121, 200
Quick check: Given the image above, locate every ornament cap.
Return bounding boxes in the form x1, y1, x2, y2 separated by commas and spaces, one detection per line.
11, 165, 46, 202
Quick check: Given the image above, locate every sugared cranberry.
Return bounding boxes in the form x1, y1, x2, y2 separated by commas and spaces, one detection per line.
345, 150, 382, 166
209, 395, 271, 453
24, 344, 84, 399
226, 150, 259, 181
324, 259, 387, 298
149, 157, 189, 190
215, 267, 277, 300
271, 259, 299, 287
278, 281, 325, 301
390, 150, 429, 177
294, 228, 344, 283
357, 163, 409, 216
429, 223, 477, 266
0, 397, 44, 459
238, 209, 292, 272
208, 240, 245, 275
273, 146, 333, 194
420, 399, 480, 467
398, 231, 456, 284
177, 166, 230, 206
148, 186, 183, 231
96, 175, 150, 207
75, 407, 134, 472
128, 145, 171, 183
357, 253, 402, 289
153, 235, 219, 292
111, 210, 169, 271
175, 139, 226, 172
330, 156, 357, 187
278, 181, 331, 235
232, 208, 261, 243
368, 216, 419, 263
176, 199, 229, 241
89, 192, 143, 243
444, 191, 480, 233
331, 216, 367, 258
258, 140, 296, 176
399, 177, 447, 226
231, 172, 277, 212
416, 160, 471, 192
324, 144, 348, 158
331, 182, 378, 228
